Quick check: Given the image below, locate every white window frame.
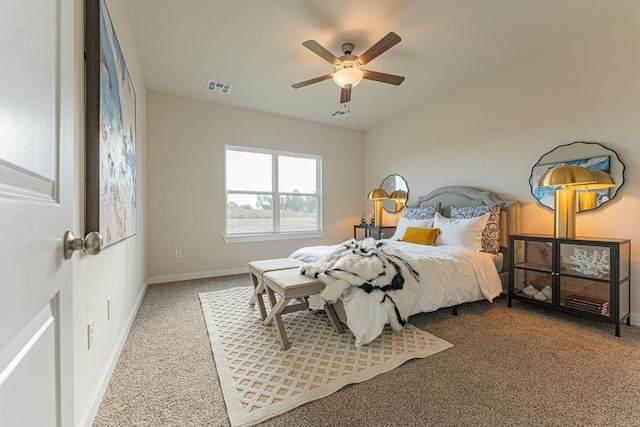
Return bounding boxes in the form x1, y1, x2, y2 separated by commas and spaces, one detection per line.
223, 145, 323, 243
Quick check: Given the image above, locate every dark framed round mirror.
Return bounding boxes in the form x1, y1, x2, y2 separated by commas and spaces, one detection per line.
380, 174, 409, 213
529, 141, 625, 212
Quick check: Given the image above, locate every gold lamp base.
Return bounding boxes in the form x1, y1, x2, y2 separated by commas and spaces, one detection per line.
554, 188, 576, 238
374, 200, 383, 226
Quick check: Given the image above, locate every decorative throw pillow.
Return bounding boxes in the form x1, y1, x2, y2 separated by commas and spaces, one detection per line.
450, 203, 505, 254
401, 227, 440, 246
433, 212, 490, 250
404, 203, 441, 220
390, 217, 434, 240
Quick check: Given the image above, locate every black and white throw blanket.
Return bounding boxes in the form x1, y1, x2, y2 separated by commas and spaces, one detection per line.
300, 238, 421, 331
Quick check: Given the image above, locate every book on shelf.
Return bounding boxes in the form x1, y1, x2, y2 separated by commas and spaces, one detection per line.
565, 301, 606, 310
565, 301, 608, 315
565, 294, 608, 307
564, 295, 609, 314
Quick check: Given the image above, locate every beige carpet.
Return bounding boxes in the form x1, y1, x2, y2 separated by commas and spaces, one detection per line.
93, 275, 640, 427
199, 287, 452, 427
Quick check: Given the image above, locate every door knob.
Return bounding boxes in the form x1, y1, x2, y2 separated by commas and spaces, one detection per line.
63, 230, 103, 259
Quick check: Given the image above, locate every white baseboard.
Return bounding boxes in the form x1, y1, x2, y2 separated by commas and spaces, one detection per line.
81, 280, 149, 427
147, 267, 248, 285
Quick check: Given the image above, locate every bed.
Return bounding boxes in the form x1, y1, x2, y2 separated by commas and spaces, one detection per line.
290, 186, 521, 346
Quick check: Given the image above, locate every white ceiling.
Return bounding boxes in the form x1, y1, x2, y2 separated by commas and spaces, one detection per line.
124, 0, 640, 131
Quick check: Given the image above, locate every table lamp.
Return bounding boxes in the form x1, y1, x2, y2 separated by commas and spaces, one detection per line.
367, 188, 389, 226
538, 164, 596, 238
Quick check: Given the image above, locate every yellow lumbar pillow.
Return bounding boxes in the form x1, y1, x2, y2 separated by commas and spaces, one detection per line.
401, 227, 440, 245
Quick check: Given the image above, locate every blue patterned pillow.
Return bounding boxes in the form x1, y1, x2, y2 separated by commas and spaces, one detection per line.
450, 203, 504, 254
404, 203, 441, 220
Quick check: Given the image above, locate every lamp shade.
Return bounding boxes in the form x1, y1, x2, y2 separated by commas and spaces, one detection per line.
570, 170, 615, 190
367, 188, 389, 200
538, 164, 596, 188
333, 67, 364, 89
389, 190, 408, 201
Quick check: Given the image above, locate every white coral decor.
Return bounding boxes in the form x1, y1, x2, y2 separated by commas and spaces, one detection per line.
569, 247, 610, 278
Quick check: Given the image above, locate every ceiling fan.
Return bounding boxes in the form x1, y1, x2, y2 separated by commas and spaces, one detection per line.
292, 32, 405, 104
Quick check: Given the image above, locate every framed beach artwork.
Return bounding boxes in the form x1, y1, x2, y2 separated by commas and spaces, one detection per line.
531, 156, 610, 210
85, 0, 137, 247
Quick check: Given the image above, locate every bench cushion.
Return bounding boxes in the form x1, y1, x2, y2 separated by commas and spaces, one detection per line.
248, 258, 303, 275
263, 269, 325, 299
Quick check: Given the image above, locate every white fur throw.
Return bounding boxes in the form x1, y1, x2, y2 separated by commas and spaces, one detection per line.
300, 238, 421, 331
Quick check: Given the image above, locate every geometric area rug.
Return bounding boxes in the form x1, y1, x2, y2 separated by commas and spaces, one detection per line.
199, 287, 453, 427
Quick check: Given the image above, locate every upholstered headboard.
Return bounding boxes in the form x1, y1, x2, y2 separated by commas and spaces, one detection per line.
405, 186, 522, 287
406, 186, 521, 248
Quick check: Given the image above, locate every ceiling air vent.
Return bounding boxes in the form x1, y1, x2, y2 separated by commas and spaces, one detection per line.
330, 110, 350, 119
207, 80, 231, 94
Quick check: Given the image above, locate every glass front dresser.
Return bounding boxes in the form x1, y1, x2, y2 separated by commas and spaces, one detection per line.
508, 234, 630, 336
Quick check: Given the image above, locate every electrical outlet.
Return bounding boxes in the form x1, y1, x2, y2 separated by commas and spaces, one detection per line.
87, 321, 94, 351
107, 298, 112, 321
175, 249, 182, 258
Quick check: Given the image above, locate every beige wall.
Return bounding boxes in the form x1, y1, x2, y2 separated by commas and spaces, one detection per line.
365, 13, 640, 321
73, 0, 148, 424
146, 92, 364, 282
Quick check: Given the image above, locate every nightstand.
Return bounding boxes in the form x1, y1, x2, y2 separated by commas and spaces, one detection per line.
353, 225, 396, 240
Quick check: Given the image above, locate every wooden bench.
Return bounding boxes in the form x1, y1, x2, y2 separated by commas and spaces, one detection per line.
262, 268, 344, 350
248, 258, 303, 320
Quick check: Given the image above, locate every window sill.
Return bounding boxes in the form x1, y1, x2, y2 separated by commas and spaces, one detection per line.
222, 231, 324, 243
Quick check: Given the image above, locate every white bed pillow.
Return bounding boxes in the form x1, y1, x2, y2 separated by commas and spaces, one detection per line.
390, 217, 434, 240
433, 212, 490, 250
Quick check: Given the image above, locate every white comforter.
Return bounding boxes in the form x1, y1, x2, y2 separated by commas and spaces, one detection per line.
290, 240, 503, 346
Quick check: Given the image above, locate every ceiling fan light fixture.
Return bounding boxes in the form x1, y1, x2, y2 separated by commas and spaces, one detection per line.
332, 65, 363, 89
292, 33, 404, 104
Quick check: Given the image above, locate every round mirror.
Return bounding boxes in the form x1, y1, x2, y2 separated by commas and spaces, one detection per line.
529, 141, 625, 212
380, 174, 409, 213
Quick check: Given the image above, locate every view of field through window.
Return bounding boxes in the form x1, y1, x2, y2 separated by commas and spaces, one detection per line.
226, 148, 320, 233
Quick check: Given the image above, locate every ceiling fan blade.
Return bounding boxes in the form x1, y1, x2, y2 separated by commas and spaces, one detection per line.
340, 87, 352, 103
302, 40, 341, 66
357, 32, 401, 65
291, 74, 333, 89
363, 70, 405, 85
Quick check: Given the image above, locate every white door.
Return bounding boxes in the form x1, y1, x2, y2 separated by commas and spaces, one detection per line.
0, 0, 75, 425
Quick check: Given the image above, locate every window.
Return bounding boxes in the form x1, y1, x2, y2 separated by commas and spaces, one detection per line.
224, 145, 322, 242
